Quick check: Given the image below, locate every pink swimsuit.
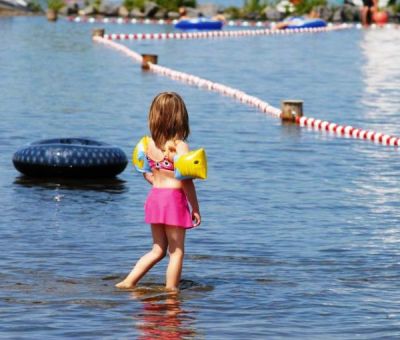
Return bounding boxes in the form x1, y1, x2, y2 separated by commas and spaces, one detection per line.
146, 155, 174, 172
144, 153, 193, 228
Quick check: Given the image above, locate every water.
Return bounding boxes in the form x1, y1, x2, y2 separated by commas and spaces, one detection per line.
1, 16, 400, 338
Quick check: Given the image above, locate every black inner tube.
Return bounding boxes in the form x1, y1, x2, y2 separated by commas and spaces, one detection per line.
31, 138, 107, 146
13, 138, 128, 178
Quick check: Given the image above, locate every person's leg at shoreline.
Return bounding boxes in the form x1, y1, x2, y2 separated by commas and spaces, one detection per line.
165, 226, 186, 290
361, 0, 374, 26
116, 224, 168, 288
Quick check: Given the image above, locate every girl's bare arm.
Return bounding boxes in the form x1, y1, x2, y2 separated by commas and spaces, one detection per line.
143, 172, 154, 185
182, 179, 201, 227
176, 141, 201, 226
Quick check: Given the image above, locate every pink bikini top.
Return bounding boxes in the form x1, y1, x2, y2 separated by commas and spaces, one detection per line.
146, 140, 178, 172
146, 155, 175, 171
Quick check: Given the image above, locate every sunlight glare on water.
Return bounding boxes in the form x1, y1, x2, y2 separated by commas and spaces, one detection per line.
361, 29, 400, 129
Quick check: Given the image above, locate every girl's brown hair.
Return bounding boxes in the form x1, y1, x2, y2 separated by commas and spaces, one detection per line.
148, 92, 190, 149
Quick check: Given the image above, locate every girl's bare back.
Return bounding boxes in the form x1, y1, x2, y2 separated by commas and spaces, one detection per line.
146, 138, 189, 189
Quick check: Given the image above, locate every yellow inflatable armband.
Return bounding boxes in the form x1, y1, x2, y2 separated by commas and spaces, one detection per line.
133, 136, 207, 179
132, 136, 151, 173
174, 148, 207, 180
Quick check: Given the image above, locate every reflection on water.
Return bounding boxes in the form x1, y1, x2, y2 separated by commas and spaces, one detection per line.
131, 286, 197, 340
14, 175, 128, 193
360, 29, 400, 125
353, 28, 400, 219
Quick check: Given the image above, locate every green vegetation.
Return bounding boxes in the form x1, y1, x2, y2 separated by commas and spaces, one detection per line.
224, 0, 268, 19
391, 2, 400, 14
155, 0, 196, 12
47, 0, 65, 11
122, 0, 196, 12
122, 0, 145, 11
92, 0, 102, 12
122, 0, 135, 11
154, 0, 176, 11
27, 0, 42, 12
294, 0, 327, 15
224, 6, 241, 19
243, 0, 267, 14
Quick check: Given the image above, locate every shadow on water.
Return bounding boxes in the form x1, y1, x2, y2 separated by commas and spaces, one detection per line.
13, 176, 128, 193
1, 272, 126, 308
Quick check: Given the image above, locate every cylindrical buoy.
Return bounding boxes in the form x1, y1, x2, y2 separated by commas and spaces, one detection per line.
142, 54, 158, 70
92, 28, 105, 38
281, 100, 303, 122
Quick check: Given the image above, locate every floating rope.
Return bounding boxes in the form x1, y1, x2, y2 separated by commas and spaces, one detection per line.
297, 116, 400, 146
68, 16, 273, 27
94, 36, 143, 62
103, 25, 349, 41
70, 16, 400, 30
93, 36, 400, 147
67, 16, 276, 27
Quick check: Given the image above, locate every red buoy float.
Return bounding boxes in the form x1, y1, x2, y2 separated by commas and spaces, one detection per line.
373, 11, 389, 25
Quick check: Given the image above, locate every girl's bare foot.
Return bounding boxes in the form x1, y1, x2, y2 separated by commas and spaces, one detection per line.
115, 280, 135, 289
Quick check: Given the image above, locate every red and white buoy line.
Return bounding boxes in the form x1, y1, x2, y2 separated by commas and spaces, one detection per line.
93, 36, 400, 147
297, 116, 400, 146
68, 16, 271, 27
103, 24, 349, 41
69, 16, 400, 29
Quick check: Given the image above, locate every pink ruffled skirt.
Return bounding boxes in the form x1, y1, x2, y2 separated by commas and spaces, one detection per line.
144, 188, 193, 228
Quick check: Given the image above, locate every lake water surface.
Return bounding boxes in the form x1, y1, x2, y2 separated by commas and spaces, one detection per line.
1, 17, 400, 339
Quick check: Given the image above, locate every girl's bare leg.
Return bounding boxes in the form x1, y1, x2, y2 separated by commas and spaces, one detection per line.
116, 224, 167, 289
165, 226, 186, 290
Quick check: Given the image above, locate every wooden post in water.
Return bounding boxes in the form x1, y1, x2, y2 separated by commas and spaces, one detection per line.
46, 9, 58, 22
92, 28, 105, 38
281, 100, 303, 122
142, 54, 158, 70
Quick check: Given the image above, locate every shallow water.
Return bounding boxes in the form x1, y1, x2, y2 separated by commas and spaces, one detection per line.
1, 17, 400, 338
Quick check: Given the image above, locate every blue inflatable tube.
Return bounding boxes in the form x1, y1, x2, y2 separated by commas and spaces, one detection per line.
283, 17, 327, 29
13, 138, 128, 178
175, 18, 223, 30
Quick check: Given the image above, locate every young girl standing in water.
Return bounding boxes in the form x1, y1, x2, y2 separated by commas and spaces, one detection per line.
116, 92, 201, 291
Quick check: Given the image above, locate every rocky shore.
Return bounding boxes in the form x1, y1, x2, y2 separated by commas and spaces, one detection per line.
59, 1, 400, 23
1, 0, 400, 23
